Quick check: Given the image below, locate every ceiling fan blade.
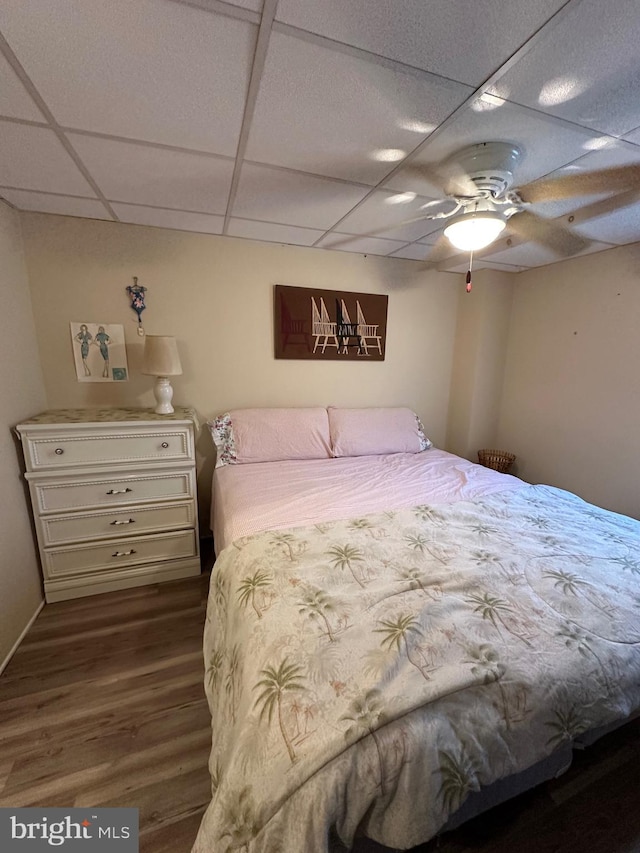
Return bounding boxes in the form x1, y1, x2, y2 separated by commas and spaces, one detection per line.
321, 209, 456, 251
507, 210, 590, 256
399, 162, 448, 194
519, 163, 640, 203
422, 234, 460, 265
401, 161, 478, 197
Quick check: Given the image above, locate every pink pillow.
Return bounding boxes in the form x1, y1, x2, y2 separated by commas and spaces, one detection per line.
211, 408, 331, 465
328, 407, 431, 457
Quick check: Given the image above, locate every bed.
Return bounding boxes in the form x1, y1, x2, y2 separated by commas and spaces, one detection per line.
193, 407, 640, 853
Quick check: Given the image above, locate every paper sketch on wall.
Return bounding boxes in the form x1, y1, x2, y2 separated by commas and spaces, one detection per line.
70, 322, 129, 382
275, 285, 387, 361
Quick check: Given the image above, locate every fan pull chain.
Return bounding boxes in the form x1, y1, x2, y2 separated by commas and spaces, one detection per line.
466, 251, 473, 293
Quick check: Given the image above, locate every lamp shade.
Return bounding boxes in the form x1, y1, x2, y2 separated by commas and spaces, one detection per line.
443, 212, 506, 251
141, 335, 183, 377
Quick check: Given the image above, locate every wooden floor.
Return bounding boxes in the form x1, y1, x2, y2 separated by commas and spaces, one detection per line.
2, 565, 640, 853
0, 570, 212, 853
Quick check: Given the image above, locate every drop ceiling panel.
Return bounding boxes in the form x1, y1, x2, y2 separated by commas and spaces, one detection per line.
0, 52, 43, 121
622, 127, 640, 147
572, 208, 640, 246
0, 0, 255, 155
385, 100, 601, 196
483, 238, 610, 268
233, 163, 370, 230
333, 190, 447, 242
387, 243, 433, 261
488, 0, 640, 136
0, 1, 638, 267
225, 0, 263, 11
317, 233, 407, 256
227, 218, 326, 246
275, 0, 567, 87
0, 188, 110, 219
245, 30, 472, 184
111, 203, 224, 234
0, 122, 95, 195
69, 135, 234, 213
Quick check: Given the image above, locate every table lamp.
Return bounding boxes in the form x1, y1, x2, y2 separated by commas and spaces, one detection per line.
141, 335, 183, 414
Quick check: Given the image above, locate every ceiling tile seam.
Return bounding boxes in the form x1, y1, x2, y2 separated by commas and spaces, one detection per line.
369, 0, 586, 189
0, 184, 102, 201
241, 157, 374, 190
106, 199, 226, 217
526, 142, 640, 185
7, 95, 637, 171
8, 113, 637, 188
226, 214, 322, 232
0, 193, 18, 211
0, 29, 118, 222
0, 188, 432, 228
309, 0, 585, 248
385, 233, 443, 255
222, 0, 278, 233
476, 97, 640, 150
59, 126, 237, 164
167, 0, 261, 25
271, 21, 477, 91
0, 115, 48, 129
478, 0, 586, 91
324, 232, 417, 245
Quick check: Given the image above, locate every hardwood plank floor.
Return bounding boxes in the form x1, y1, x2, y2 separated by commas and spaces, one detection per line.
0, 571, 212, 851
2, 565, 640, 853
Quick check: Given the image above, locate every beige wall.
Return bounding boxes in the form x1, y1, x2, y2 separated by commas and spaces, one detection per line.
446, 269, 514, 461
496, 244, 640, 519
0, 202, 46, 669
18, 211, 639, 527
20, 213, 461, 526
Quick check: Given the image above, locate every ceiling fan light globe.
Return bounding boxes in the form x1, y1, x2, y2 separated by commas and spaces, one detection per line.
443, 212, 506, 251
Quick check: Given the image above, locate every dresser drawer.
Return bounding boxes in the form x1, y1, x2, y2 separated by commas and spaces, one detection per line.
39, 500, 196, 546
30, 469, 195, 514
43, 529, 198, 579
21, 425, 193, 472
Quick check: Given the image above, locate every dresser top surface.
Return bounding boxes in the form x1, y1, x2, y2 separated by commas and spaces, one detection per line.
16, 406, 198, 429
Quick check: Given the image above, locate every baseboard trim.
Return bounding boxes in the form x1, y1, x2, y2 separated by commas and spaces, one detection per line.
0, 598, 45, 677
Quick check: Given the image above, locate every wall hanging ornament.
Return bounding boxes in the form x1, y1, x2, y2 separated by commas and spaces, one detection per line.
126, 276, 147, 336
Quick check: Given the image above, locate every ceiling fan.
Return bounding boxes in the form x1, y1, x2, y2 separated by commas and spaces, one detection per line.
369, 141, 640, 265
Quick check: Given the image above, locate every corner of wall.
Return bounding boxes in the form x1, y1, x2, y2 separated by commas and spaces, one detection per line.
445, 268, 516, 460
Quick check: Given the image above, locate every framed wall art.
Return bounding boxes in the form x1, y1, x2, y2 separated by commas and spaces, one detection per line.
274, 285, 388, 361
70, 322, 129, 382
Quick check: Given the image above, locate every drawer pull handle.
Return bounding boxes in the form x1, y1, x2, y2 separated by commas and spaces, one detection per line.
54, 448, 64, 455
112, 549, 136, 557
161, 442, 169, 449
110, 518, 136, 526
106, 487, 133, 495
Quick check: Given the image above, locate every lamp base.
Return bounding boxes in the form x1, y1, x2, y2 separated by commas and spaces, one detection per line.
153, 376, 175, 415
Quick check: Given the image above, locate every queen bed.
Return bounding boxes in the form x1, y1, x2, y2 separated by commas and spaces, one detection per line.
193, 407, 640, 853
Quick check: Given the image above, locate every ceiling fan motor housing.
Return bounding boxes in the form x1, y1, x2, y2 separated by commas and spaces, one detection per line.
451, 141, 522, 198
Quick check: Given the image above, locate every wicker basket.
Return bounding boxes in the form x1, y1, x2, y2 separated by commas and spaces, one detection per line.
478, 449, 516, 473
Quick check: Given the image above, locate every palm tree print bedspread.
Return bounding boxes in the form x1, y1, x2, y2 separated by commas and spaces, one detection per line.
193, 485, 640, 852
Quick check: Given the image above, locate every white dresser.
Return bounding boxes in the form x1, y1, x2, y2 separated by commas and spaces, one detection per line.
15, 407, 201, 603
